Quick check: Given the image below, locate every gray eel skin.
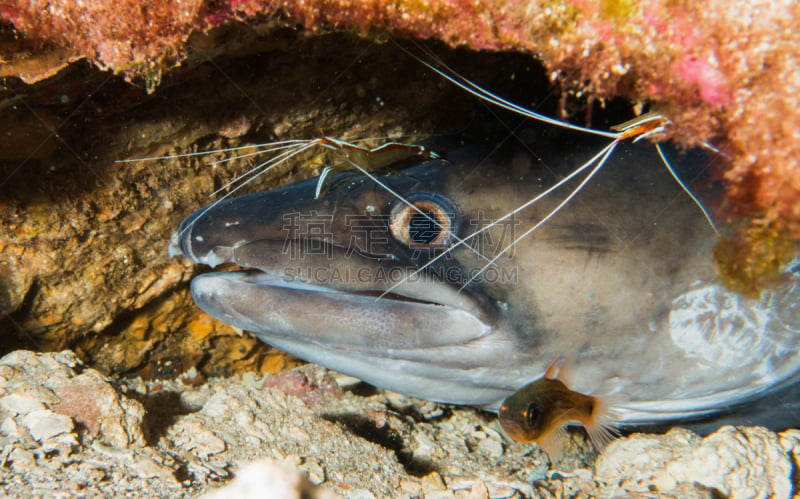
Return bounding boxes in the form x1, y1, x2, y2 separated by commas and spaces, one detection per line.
171, 135, 799, 430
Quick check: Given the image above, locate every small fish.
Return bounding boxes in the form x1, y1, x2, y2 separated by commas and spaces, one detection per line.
498, 357, 617, 459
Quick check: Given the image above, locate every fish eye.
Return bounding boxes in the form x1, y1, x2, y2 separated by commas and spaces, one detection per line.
389, 193, 458, 249
525, 402, 541, 428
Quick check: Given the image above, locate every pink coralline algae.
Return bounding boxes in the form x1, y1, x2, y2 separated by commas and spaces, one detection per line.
2, 0, 799, 261
675, 55, 730, 107
0, 0, 205, 77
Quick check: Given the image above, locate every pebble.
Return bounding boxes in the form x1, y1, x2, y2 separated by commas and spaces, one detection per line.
427, 490, 457, 499
130, 457, 177, 482
477, 433, 505, 458
20, 409, 73, 442
421, 471, 448, 490
344, 489, 376, 499
301, 455, 326, 485
1, 393, 45, 414
170, 421, 226, 458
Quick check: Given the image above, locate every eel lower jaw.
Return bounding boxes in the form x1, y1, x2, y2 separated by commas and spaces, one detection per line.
189, 270, 493, 350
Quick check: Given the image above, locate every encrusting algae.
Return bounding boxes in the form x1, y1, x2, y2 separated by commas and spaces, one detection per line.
714, 218, 798, 298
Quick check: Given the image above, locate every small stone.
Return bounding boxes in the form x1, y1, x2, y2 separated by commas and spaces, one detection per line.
331, 372, 362, 391
421, 471, 447, 491
171, 421, 226, 458
92, 441, 133, 460
485, 482, 518, 499
458, 480, 490, 499
179, 388, 209, 411
42, 432, 78, 455
425, 491, 456, 499
384, 390, 414, 411
345, 489, 376, 499
52, 351, 81, 369
179, 366, 200, 383
399, 477, 424, 496
446, 476, 477, 491
130, 457, 178, 484
239, 371, 263, 388
300, 456, 325, 485
417, 400, 445, 419
9, 447, 35, 470
477, 436, 504, 458
20, 409, 73, 442
1, 416, 20, 438
0, 393, 45, 415
413, 432, 438, 461
74, 462, 108, 486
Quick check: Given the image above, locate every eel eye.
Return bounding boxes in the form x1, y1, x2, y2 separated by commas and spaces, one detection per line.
525, 402, 541, 428
389, 193, 458, 249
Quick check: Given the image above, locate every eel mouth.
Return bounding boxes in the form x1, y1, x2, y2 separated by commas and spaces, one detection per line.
188, 250, 493, 352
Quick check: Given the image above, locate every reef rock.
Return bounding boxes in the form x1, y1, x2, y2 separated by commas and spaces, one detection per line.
0, 350, 796, 498
0, 350, 146, 450
595, 427, 795, 498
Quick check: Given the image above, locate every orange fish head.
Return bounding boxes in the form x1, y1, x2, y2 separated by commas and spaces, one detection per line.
497, 378, 563, 443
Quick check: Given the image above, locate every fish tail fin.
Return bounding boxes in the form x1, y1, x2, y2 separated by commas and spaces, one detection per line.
585, 395, 621, 452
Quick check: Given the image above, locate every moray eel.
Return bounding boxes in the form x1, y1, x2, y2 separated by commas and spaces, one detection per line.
171, 137, 800, 428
